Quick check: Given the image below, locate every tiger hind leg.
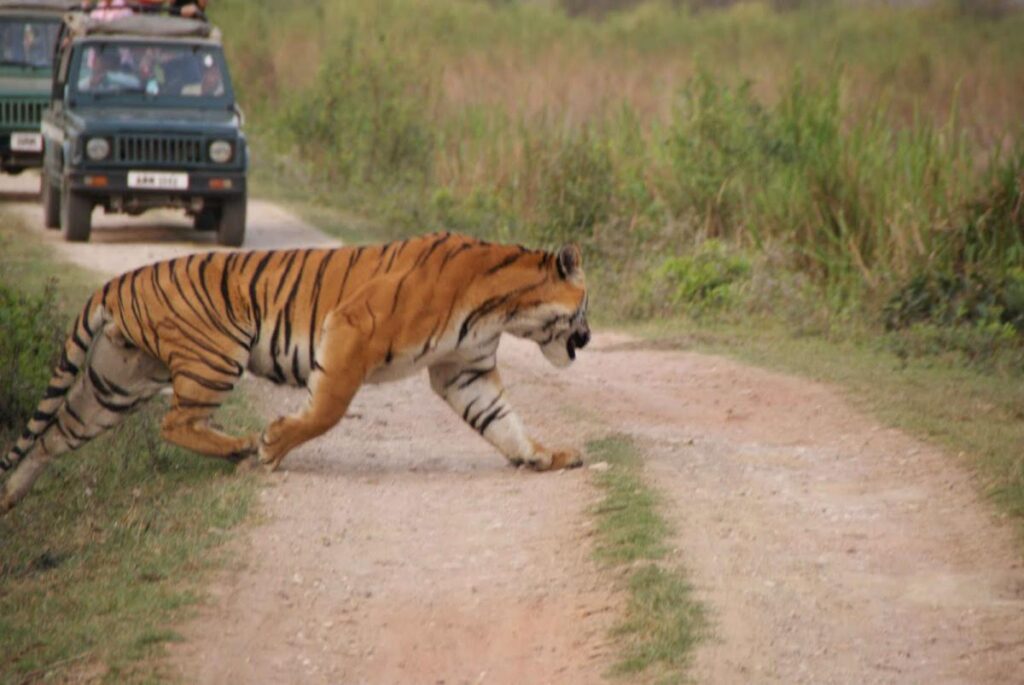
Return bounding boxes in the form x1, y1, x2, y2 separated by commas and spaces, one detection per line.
0, 325, 169, 513
159, 361, 256, 462
257, 321, 364, 471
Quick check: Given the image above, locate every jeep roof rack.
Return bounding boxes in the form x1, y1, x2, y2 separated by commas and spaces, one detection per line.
0, 0, 81, 11
63, 12, 219, 40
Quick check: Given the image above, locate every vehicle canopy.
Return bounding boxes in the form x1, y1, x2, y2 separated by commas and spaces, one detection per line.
61, 12, 220, 41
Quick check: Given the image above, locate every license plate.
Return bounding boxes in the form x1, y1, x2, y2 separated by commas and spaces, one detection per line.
127, 171, 189, 190
10, 132, 42, 152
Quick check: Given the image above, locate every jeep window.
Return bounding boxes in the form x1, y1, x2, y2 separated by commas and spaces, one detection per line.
73, 42, 231, 104
0, 19, 60, 69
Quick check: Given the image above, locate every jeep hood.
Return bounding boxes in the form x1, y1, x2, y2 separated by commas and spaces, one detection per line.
0, 75, 51, 97
68, 107, 241, 135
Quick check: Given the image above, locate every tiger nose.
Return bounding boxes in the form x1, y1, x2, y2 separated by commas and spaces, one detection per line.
574, 328, 590, 349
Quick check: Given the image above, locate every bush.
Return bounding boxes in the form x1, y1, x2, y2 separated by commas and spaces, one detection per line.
535, 130, 616, 245
663, 71, 780, 240
636, 240, 751, 317
0, 283, 65, 438
884, 268, 1024, 333
884, 320, 1022, 372
950, 146, 1024, 273
275, 24, 435, 190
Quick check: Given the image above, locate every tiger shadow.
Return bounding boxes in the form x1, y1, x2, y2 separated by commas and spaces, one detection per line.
276, 449, 509, 478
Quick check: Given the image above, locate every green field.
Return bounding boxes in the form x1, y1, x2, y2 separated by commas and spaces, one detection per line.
0, 220, 260, 684
216, 0, 1024, 339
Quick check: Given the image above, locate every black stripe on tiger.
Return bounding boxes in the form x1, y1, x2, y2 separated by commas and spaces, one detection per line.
457, 278, 548, 346
307, 251, 335, 374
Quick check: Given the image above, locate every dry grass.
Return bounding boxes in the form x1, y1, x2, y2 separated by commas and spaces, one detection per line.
218, 0, 1024, 335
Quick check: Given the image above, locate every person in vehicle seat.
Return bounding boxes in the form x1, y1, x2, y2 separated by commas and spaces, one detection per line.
10, 23, 50, 66
87, 0, 132, 20
80, 46, 140, 92
170, 0, 207, 19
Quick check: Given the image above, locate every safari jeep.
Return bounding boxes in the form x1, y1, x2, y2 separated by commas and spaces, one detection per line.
0, 0, 77, 175
41, 12, 248, 245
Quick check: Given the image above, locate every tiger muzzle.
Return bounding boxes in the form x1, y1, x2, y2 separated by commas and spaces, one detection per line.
566, 328, 590, 361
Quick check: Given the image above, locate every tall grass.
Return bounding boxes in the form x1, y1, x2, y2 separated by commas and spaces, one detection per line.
0, 221, 260, 683
213, 0, 1024, 334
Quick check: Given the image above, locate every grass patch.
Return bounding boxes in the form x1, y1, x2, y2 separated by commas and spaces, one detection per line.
0, 214, 261, 684
588, 434, 706, 683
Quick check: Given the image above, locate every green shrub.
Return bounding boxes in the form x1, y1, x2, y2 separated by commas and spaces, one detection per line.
951, 146, 1024, 273
275, 24, 435, 190
883, 319, 1022, 373
663, 71, 768, 239
535, 130, 616, 245
637, 240, 751, 317
884, 270, 1022, 331
0, 282, 65, 438
431, 186, 520, 239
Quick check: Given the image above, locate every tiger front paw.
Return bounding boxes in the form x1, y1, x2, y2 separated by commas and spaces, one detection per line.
518, 447, 583, 472
257, 419, 287, 472
257, 443, 285, 472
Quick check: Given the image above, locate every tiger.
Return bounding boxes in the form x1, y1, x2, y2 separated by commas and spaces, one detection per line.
0, 232, 591, 514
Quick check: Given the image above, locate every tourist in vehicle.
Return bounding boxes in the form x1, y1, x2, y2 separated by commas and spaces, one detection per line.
87, 0, 132, 21
170, 0, 207, 19
79, 45, 139, 92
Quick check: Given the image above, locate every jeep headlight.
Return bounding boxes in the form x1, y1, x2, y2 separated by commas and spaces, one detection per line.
85, 137, 110, 161
209, 140, 232, 164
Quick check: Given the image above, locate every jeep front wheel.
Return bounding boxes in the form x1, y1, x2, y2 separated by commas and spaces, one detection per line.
42, 177, 60, 229
61, 185, 92, 242
193, 206, 219, 231
217, 194, 246, 247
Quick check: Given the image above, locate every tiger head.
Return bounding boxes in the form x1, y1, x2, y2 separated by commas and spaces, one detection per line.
529, 244, 591, 369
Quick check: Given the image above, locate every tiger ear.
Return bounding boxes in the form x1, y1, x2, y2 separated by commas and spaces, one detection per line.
556, 244, 582, 280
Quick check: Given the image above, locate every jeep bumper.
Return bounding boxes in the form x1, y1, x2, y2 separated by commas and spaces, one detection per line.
64, 168, 246, 210
1, 132, 44, 171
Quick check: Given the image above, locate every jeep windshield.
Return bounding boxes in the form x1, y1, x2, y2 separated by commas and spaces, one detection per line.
0, 18, 60, 70
73, 42, 233, 106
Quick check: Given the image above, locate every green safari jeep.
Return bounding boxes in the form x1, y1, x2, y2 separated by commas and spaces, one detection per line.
0, 0, 77, 175
41, 12, 248, 245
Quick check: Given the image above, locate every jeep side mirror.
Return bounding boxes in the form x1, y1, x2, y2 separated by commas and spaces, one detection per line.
232, 103, 245, 127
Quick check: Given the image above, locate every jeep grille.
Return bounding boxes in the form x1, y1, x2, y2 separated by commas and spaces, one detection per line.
113, 135, 204, 165
0, 99, 47, 127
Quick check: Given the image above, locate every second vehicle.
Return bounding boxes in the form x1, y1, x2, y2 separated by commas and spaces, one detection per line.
42, 12, 248, 245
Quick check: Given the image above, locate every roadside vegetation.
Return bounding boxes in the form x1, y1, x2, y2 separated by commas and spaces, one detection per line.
589, 434, 706, 683
212, 0, 1024, 522
0, 217, 259, 684
216, 0, 1023, 330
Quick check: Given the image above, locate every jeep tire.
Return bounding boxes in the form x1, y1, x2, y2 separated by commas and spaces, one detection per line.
42, 177, 60, 229
193, 206, 219, 231
61, 184, 92, 242
217, 194, 246, 247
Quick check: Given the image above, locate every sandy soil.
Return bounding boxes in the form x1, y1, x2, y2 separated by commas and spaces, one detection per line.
4, 173, 1023, 684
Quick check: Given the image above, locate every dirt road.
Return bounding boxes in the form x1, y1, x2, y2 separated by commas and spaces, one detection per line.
4, 173, 1023, 684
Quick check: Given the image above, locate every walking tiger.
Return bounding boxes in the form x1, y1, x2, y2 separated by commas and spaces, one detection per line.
0, 232, 590, 513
